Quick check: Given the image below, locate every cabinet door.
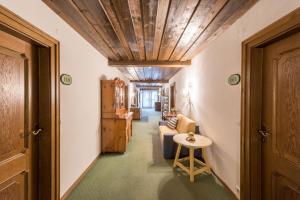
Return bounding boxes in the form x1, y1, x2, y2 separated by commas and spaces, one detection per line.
101, 81, 115, 113
114, 120, 126, 152
101, 119, 115, 152
101, 119, 126, 153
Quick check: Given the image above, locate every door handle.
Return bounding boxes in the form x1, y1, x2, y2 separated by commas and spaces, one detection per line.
32, 128, 43, 136
258, 129, 270, 137
258, 126, 271, 142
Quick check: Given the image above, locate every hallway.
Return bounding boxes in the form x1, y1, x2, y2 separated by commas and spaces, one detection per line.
66, 109, 231, 200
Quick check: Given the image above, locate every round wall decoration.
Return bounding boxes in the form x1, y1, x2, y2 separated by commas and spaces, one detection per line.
60, 74, 72, 85
228, 74, 240, 85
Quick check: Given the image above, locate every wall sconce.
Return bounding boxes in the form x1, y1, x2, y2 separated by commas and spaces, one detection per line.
182, 82, 193, 104
182, 88, 191, 104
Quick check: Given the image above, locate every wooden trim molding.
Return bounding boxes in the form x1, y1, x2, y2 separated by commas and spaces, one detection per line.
240, 7, 300, 200
60, 156, 100, 200
0, 5, 60, 200
211, 169, 238, 200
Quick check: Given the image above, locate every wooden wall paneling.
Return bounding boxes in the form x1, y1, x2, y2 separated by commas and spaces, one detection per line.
99, 0, 134, 60
182, 0, 258, 60
44, 0, 118, 60
142, 0, 158, 60
72, 0, 127, 59
158, 0, 199, 60
128, 0, 145, 60
153, 0, 170, 60
110, 0, 140, 60
170, 0, 228, 60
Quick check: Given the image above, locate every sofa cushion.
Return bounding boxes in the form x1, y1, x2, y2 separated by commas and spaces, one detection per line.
159, 125, 178, 135
166, 117, 178, 129
176, 114, 195, 133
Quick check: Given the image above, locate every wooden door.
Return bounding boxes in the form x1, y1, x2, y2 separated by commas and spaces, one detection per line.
261, 31, 300, 199
0, 30, 38, 199
170, 83, 175, 109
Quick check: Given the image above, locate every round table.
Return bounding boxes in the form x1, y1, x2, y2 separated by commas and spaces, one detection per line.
173, 133, 213, 182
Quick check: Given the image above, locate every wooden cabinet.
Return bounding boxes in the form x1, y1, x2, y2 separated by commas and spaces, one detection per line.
101, 79, 133, 153
155, 102, 161, 111
130, 107, 141, 120
101, 114, 132, 152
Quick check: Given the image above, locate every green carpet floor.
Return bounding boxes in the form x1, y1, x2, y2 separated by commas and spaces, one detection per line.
66, 109, 232, 200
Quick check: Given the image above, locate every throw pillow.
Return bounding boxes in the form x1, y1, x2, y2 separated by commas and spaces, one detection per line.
167, 117, 178, 129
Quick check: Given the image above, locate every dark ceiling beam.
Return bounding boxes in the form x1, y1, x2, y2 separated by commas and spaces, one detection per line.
108, 59, 191, 67
130, 80, 169, 83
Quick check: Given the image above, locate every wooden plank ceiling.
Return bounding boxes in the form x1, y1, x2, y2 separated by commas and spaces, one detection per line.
43, 0, 257, 82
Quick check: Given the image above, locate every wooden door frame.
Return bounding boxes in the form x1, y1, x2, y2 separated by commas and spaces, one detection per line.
170, 82, 176, 108
0, 5, 60, 200
240, 7, 300, 200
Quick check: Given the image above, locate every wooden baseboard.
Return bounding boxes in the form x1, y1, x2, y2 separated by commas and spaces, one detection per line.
60, 155, 100, 200
211, 169, 239, 200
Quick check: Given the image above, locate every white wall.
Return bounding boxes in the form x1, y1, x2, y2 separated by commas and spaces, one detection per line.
0, 0, 127, 197
169, 0, 300, 198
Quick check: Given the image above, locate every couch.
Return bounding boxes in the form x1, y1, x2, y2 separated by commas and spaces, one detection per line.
159, 114, 202, 159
